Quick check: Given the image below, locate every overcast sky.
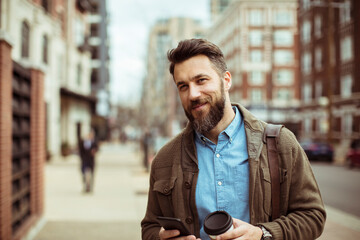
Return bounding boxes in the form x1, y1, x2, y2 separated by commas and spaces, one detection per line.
107, 0, 211, 106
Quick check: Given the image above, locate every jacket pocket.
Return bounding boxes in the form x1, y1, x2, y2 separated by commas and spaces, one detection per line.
261, 167, 287, 216
153, 177, 177, 216
154, 177, 177, 195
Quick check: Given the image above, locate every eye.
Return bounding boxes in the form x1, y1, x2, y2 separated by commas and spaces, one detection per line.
199, 78, 208, 83
178, 84, 188, 91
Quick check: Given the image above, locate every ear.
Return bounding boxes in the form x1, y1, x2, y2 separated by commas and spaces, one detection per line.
223, 71, 232, 91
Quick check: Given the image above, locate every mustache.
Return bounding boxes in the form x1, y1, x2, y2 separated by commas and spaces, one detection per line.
190, 98, 210, 109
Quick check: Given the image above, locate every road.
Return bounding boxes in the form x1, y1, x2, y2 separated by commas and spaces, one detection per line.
311, 162, 360, 217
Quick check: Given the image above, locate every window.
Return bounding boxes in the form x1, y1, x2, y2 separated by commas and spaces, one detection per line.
314, 15, 322, 38
274, 10, 293, 26
21, 21, 30, 58
276, 89, 292, 101
273, 50, 293, 65
249, 71, 264, 85
90, 24, 99, 37
42, 35, 48, 64
302, 0, 310, 10
41, 0, 51, 13
315, 80, 322, 98
315, 47, 322, 71
249, 31, 262, 46
274, 70, 294, 85
340, 0, 351, 24
303, 82, 312, 103
250, 50, 263, 62
301, 20, 311, 44
75, 17, 85, 47
249, 10, 263, 26
250, 89, 263, 103
341, 36, 353, 62
341, 74, 352, 97
301, 52, 312, 75
342, 114, 353, 135
77, 63, 82, 86
273, 30, 293, 46
231, 90, 242, 103
219, 0, 231, 12
318, 117, 328, 133
58, 54, 64, 82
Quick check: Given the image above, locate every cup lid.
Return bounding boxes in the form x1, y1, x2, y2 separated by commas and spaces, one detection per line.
204, 211, 233, 236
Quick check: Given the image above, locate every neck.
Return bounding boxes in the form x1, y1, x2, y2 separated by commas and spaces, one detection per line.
203, 102, 235, 144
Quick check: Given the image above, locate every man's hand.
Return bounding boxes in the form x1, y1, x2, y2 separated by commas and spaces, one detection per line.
216, 218, 262, 240
159, 227, 200, 240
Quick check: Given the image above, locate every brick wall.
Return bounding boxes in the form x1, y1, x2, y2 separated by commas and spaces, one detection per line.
0, 36, 13, 240
30, 68, 45, 216
0, 35, 45, 239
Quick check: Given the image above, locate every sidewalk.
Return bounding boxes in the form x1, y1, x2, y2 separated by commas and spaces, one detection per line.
29, 142, 360, 240
31, 142, 149, 240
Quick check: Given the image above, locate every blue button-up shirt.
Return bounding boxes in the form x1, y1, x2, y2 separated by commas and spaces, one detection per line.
195, 107, 250, 239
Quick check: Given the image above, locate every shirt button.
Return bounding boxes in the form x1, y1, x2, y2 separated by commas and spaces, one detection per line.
185, 217, 193, 224
216, 153, 220, 158
218, 181, 222, 186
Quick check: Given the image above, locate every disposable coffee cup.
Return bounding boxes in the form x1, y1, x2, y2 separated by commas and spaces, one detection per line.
204, 211, 234, 239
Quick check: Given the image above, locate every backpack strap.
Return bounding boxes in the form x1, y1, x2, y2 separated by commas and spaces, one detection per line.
265, 123, 283, 220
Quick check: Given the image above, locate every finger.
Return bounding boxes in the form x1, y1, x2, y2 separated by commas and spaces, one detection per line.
184, 236, 197, 240
167, 234, 197, 240
232, 218, 246, 228
159, 227, 180, 239
216, 225, 245, 240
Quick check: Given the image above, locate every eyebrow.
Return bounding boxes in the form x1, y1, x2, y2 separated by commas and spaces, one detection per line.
191, 73, 210, 81
176, 73, 211, 88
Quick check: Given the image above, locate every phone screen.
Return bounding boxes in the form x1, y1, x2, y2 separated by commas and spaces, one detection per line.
157, 216, 191, 236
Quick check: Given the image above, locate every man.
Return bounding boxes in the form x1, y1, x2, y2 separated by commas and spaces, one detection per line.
79, 130, 98, 193
141, 39, 326, 240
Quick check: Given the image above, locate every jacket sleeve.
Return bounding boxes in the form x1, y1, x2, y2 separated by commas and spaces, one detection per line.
260, 129, 326, 240
141, 164, 161, 240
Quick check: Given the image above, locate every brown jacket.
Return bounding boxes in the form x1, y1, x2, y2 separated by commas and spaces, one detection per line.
141, 104, 326, 240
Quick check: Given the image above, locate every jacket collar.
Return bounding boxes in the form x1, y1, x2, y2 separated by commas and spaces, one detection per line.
232, 103, 265, 161
181, 103, 264, 165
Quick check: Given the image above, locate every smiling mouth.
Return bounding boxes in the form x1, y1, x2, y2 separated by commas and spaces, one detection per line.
192, 102, 207, 111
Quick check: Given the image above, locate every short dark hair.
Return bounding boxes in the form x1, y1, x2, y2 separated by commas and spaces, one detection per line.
167, 38, 227, 77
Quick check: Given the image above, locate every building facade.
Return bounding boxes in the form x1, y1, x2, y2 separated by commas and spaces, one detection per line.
210, 0, 235, 22
0, 0, 99, 238
298, 0, 359, 163
141, 17, 205, 139
60, 0, 96, 152
88, 0, 111, 140
1, 0, 97, 157
207, 0, 300, 134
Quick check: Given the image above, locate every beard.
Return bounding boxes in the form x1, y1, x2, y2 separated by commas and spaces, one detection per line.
184, 83, 226, 135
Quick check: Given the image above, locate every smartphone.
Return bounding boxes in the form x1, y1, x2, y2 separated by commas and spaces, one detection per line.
157, 216, 191, 236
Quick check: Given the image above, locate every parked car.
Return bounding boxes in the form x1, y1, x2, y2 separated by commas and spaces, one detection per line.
300, 141, 334, 162
346, 139, 360, 168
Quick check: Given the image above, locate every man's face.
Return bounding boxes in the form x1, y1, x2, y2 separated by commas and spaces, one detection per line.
173, 55, 226, 134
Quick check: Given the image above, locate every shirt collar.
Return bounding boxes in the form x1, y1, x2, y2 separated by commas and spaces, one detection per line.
195, 106, 242, 144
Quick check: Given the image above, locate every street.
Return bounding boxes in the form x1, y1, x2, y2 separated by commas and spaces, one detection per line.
310, 162, 360, 239
311, 162, 360, 217
31, 142, 360, 240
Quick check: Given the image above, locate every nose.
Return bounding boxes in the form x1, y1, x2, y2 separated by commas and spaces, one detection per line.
188, 84, 201, 100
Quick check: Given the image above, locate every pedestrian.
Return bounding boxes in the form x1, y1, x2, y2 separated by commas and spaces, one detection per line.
141, 129, 152, 170
79, 130, 98, 193
141, 39, 326, 240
